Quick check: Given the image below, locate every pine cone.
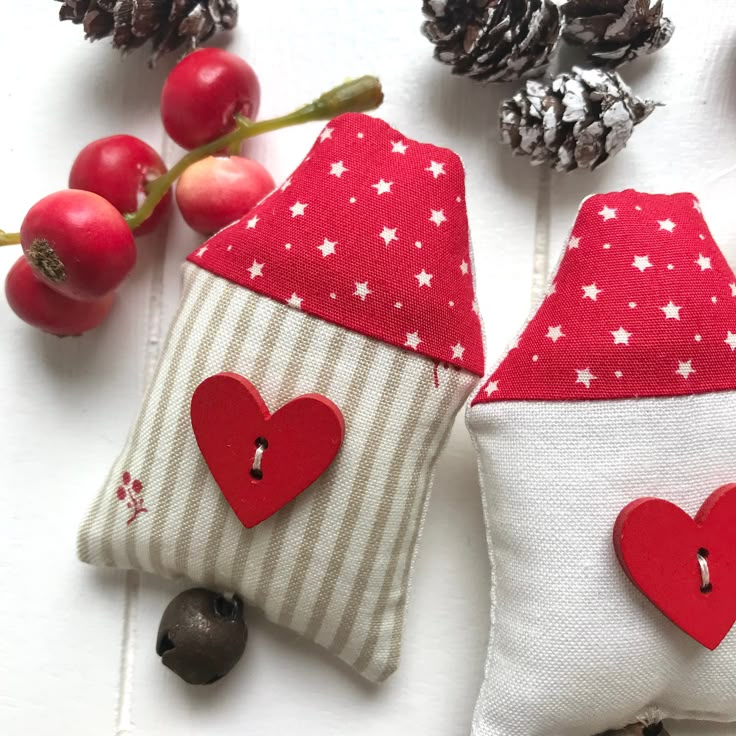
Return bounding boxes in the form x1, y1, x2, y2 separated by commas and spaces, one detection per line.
561, 0, 674, 67
421, 0, 561, 83
56, 0, 238, 66
595, 722, 670, 736
499, 66, 657, 172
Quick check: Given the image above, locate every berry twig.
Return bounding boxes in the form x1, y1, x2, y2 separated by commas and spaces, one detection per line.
0, 231, 20, 246
0, 75, 383, 243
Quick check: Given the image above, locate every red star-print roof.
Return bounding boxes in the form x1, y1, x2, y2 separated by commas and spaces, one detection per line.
187, 113, 484, 375
474, 190, 736, 403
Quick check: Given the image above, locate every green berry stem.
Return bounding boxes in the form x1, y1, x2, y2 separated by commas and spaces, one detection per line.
0, 231, 21, 246
0, 76, 384, 245
125, 75, 383, 232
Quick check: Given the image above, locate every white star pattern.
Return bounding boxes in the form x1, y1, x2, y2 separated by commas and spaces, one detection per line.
599, 206, 617, 221
415, 270, 433, 287
372, 179, 393, 195
429, 209, 447, 227
196, 245, 208, 258
545, 325, 565, 342
582, 283, 602, 301
405, 332, 421, 350
426, 161, 446, 179
290, 202, 307, 217
611, 327, 632, 345
475, 192, 736, 400
660, 301, 682, 320
693, 199, 702, 214
287, 293, 303, 309
330, 161, 348, 178
632, 255, 653, 272
317, 238, 337, 257
247, 260, 264, 279
696, 254, 712, 271
197, 116, 485, 379
576, 368, 597, 389
380, 226, 398, 246
676, 360, 695, 379
484, 380, 499, 396
354, 281, 372, 301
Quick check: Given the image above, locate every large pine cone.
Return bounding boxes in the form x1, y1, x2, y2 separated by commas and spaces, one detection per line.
57, 0, 238, 66
500, 66, 657, 172
561, 0, 674, 67
421, 0, 561, 83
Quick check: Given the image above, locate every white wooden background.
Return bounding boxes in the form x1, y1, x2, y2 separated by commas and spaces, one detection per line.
0, 2, 734, 734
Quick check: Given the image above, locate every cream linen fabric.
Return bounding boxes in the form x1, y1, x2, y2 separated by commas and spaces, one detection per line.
467, 394, 736, 736
79, 263, 476, 682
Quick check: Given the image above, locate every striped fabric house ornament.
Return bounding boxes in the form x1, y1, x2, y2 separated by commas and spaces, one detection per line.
467, 191, 736, 736
77, 113, 483, 683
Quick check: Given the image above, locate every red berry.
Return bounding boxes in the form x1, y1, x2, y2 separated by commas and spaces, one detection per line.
161, 48, 260, 150
176, 156, 275, 235
122, 471, 131, 485
69, 135, 172, 236
117, 487, 127, 500
21, 190, 136, 301
132, 479, 143, 494
5, 256, 114, 336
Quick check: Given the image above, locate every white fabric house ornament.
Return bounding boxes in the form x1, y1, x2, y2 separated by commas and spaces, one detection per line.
467, 190, 736, 735
78, 113, 484, 682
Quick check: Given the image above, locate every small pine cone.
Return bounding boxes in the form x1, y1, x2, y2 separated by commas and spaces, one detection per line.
595, 722, 670, 736
561, 0, 674, 67
499, 66, 657, 172
421, 0, 561, 83
56, 0, 238, 67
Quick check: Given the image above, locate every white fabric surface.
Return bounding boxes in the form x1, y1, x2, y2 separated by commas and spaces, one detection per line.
467, 393, 736, 736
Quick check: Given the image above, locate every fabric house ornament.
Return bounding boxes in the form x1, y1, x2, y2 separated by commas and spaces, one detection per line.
467, 190, 736, 735
78, 113, 483, 682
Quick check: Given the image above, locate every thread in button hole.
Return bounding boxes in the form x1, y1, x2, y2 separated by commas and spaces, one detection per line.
250, 436, 269, 480
697, 547, 712, 594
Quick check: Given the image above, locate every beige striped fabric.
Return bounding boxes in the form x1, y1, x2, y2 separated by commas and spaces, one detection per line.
78, 263, 476, 681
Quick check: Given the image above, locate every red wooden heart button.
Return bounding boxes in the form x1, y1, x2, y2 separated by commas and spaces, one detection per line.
614, 484, 736, 650
191, 372, 344, 528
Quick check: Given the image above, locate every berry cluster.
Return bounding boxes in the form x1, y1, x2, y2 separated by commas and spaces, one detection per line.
2, 48, 383, 336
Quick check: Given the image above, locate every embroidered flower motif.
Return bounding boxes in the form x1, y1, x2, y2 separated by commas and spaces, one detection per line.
115, 472, 147, 525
